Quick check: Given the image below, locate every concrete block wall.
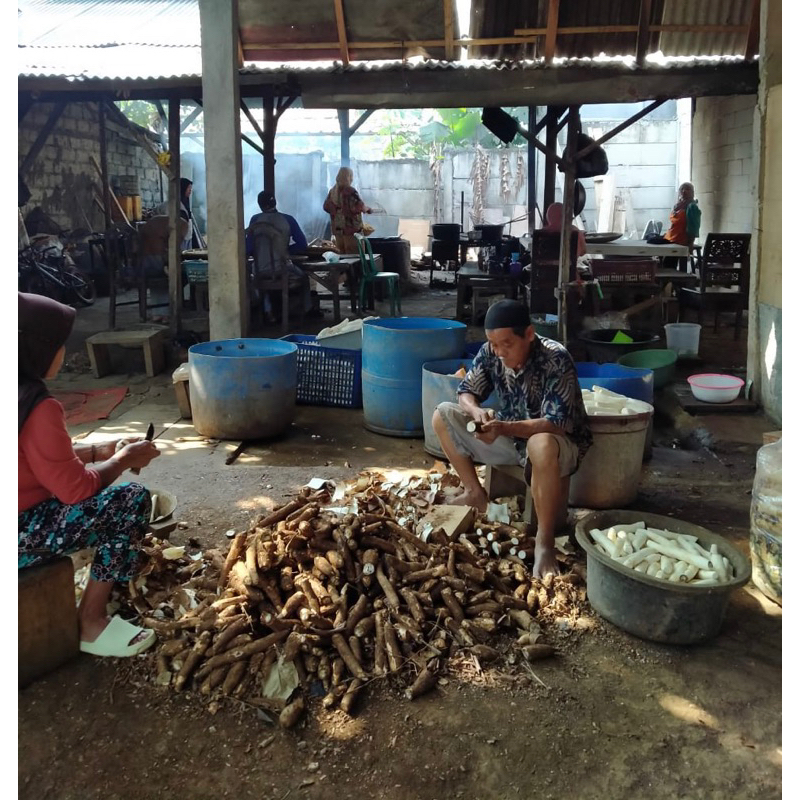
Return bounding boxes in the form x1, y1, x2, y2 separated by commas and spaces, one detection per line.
19, 102, 162, 232
691, 95, 757, 235
324, 118, 681, 239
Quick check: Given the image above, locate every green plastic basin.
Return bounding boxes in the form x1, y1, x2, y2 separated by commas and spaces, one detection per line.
617, 349, 677, 389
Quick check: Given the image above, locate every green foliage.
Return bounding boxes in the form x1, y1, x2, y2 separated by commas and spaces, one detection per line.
377, 107, 528, 158
114, 101, 203, 134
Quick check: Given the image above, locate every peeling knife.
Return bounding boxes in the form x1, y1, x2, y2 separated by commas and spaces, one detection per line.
132, 423, 155, 475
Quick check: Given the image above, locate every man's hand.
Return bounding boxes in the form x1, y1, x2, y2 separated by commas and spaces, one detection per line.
474, 418, 505, 445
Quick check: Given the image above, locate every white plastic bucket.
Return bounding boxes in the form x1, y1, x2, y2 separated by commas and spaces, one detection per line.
665, 323, 701, 358
569, 401, 653, 509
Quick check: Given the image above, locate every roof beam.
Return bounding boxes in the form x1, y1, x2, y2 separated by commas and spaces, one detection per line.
297, 62, 759, 109
514, 23, 748, 36
443, 0, 455, 61
18, 62, 759, 108
544, 0, 560, 64
745, 0, 760, 60
19, 101, 65, 177
635, 0, 652, 67
241, 100, 264, 139
574, 98, 666, 160
333, 0, 350, 66
181, 102, 204, 133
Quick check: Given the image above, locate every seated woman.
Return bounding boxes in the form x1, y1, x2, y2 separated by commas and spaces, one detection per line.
541, 202, 587, 258
18, 293, 161, 657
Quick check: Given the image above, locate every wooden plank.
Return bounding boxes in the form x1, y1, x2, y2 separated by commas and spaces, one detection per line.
635, 0, 653, 67
673, 383, 758, 414
443, 0, 455, 61
417, 506, 475, 541
89, 155, 131, 228
333, 0, 350, 66
168, 97, 182, 337
574, 99, 666, 160
544, 0, 561, 64
515, 25, 637, 35
745, 0, 760, 60
240, 100, 264, 140
180, 103, 203, 133
20, 102, 65, 177
87, 329, 164, 345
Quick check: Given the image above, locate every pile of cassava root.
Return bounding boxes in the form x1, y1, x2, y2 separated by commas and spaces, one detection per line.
129, 473, 587, 727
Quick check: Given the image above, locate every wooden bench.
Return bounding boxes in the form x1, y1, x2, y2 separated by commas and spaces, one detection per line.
19, 557, 80, 687
86, 329, 166, 378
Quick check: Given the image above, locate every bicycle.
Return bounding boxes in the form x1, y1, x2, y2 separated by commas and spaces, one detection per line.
18, 244, 96, 306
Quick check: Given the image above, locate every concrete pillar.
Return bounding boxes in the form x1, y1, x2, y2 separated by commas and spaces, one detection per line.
747, 0, 782, 422
199, 0, 247, 339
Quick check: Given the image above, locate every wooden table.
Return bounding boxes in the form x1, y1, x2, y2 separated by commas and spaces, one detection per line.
455, 265, 524, 324
585, 239, 689, 258
298, 255, 372, 323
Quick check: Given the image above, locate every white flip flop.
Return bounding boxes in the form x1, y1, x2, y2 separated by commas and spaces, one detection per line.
80, 616, 156, 658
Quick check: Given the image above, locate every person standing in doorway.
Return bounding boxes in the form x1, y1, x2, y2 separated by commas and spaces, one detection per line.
323, 167, 373, 254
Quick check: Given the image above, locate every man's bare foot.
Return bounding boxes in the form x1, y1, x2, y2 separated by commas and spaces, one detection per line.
532, 542, 560, 580
447, 487, 489, 512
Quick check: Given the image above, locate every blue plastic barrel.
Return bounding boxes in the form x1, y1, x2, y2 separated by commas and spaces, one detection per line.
188, 339, 298, 440
575, 362, 654, 404
363, 318, 467, 437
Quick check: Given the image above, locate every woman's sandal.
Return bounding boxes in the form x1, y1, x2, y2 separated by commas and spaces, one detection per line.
79, 616, 156, 658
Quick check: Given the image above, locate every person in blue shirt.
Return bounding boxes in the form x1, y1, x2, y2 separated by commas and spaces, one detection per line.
245, 192, 311, 322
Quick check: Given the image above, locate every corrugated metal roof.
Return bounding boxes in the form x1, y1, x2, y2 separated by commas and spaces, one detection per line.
18, 0, 200, 48
18, 43, 202, 81
468, 0, 755, 61
17, 0, 757, 85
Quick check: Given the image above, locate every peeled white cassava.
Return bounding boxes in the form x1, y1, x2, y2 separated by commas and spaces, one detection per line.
589, 522, 734, 586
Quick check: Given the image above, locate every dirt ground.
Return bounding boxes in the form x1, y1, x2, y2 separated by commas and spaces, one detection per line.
18, 286, 781, 799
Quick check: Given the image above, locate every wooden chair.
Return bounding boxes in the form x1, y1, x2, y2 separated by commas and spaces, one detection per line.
250, 221, 300, 335
678, 233, 751, 340
527, 230, 578, 315
354, 233, 401, 316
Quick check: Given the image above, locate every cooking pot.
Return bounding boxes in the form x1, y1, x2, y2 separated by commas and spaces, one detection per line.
432, 223, 461, 242
473, 223, 504, 242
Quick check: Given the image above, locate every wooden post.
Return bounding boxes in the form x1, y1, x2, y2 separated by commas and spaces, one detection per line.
527, 106, 537, 235
97, 102, 112, 232
168, 97, 182, 336
263, 90, 276, 196
544, 108, 558, 213
557, 106, 579, 345
338, 109, 350, 167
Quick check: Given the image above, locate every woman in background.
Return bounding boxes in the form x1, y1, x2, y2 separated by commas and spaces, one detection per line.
323, 167, 373, 254
663, 181, 701, 270
18, 293, 161, 657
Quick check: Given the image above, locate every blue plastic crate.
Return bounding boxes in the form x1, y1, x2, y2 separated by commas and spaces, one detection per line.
281, 334, 362, 408
183, 260, 208, 284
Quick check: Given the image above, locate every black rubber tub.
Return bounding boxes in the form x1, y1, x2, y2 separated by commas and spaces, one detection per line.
432, 223, 461, 242
578, 328, 660, 364
575, 510, 751, 644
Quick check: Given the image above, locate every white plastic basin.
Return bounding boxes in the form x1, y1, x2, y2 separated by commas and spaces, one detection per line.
687, 373, 744, 403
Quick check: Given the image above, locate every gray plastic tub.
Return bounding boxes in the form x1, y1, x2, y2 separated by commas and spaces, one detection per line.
575, 510, 751, 644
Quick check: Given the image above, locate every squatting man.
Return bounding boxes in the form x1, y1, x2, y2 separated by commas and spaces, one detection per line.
432, 299, 593, 579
